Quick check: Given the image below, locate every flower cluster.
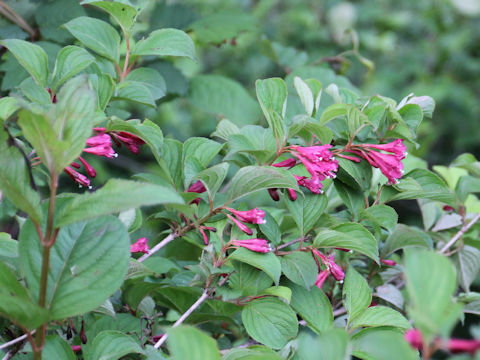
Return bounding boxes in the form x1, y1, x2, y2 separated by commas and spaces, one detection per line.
339, 139, 407, 185
64, 128, 145, 188
312, 249, 345, 289
270, 144, 339, 200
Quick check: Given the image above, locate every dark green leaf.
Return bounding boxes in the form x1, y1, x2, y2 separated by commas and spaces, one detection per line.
285, 193, 327, 235
381, 224, 431, 257
194, 163, 229, 200
256, 78, 287, 144
350, 305, 411, 330
242, 298, 298, 350
43, 336, 76, 360
85, 330, 145, 360
125, 67, 166, 100
343, 266, 372, 322
281, 252, 318, 289
51, 45, 95, 90
56, 179, 184, 227
337, 157, 372, 191
228, 248, 281, 285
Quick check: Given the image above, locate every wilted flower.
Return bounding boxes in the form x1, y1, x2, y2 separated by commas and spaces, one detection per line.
230, 239, 271, 253
130, 237, 149, 254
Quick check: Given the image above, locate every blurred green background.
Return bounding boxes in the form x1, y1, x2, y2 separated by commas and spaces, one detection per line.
1, 0, 479, 165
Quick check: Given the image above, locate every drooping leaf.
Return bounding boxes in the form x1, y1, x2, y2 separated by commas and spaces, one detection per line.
132, 28, 196, 61
242, 298, 298, 350
226, 166, 298, 204
19, 216, 130, 320
0, 261, 49, 330
314, 223, 379, 263
63, 16, 120, 62
56, 179, 184, 227
0, 39, 49, 86
167, 325, 221, 360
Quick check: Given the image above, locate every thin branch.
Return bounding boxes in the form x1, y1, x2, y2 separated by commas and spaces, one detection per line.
333, 307, 347, 317
138, 232, 177, 263
439, 213, 480, 254
0, 331, 35, 350
153, 289, 209, 349
0, 1, 35, 39
276, 237, 304, 251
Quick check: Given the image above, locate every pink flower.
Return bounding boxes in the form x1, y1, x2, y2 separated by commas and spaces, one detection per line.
187, 180, 206, 193
290, 144, 339, 179
230, 239, 271, 253
86, 134, 111, 147
312, 249, 345, 281
364, 150, 404, 185
64, 166, 91, 188
380, 259, 396, 266
198, 227, 209, 245
71, 345, 82, 353
226, 214, 253, 235
315, 270, 330, 289
287, 188, 297, 201
272, 158, 297, 169
83, 144, 117, 158
112, 131, 145, 155
404, 329, 423, 350
363, 139, 406, 159
294, 175, 325, 194
447, 338, 480, 355
130, 237, 149, 254
225, 207, 266, 224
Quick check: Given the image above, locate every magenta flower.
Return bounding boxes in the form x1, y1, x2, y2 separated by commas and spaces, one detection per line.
315, 270, 330, 289
112, 131, 145, 155
187, 180, 206, 193
287, 188, 297, 201
78, 156, 96, 178
198, 227, 209, 245
86, 134, 111, 147
294, 175, 325, 194
363, 139, 407, 159
272, 158, 297, 169
64, 166, 91, 188
130, 237, 149, 254
225, 207, 266, 224
312, 249, 345, 281
290, 145, 338, 178
380, 259, 396, 266
226, 214, 253, 235
404, 329, 423, 350
447, 338, 480, 355
83, 144, 117, 158
230, 239, 271, 253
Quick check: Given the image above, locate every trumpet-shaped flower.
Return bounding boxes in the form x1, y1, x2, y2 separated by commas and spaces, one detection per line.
230, 239, 271, 253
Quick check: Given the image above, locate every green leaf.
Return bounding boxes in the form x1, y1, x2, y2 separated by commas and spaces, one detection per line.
194, 163, 229, 200
314, 223, 379, 263
351, 328, 419, 360
399, 104, 423, 131
334, 181, 364, 217
0, 261, 49, 330
288, 116, 333, 145
226, 166, 298, 204
85, 330, 145, 360
258, 211, 281, 245
320, 103, 347, 125
115, 80, 155, 107
223, 347, 282, 360
381, 224, 431, 257
350, 306, 411, 330
343, 266, 372, 323
63, 16, 120, 62
0, 128, 43, 224
19, 216, 130, 320
456, 175, 480, 203
294, 76, 314, 116
132, 28, 196, 61
337, 157, 372, 191
51, 45, 95, 91
228, 248, 281, 285
260, 286, 292, 303
18, 76, 96, 173
281, 252, 318, 289
229, 261, 273, 296
287, 280, 333, 333
43, 336, 76, 360
167, 325, 221, 360
125, 67, 166, 100
242, 298, 298, 350
56, 179, 184, 227
183, 137, 224, 168
19, 77, 51, 105
106, 118, 164, 163
188, 12, 256, 45
296, 329, 349, 360
381, 169, 457, 206
453, 245, 480, 292
256, 78, 287, 144
285, 193, 327, 236
360, 205, 398, 233
228, 126, 277, 164
0, 39, 49, 86
0, 97, 19, 121
89, 73, 115, 110
0, 232, 18, 262
346, 105, 370, 137
82, 1, 138, 35
404, 249, 459, 340
188, 75, 260, 126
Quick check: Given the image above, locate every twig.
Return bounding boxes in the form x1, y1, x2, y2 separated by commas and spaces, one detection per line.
276, 237, 308, 251
439, 213, 480, 254
333, 307, 347, 317
0, 331, 35, 350
153, 289, 209, 349
138, 233, 177, 262
0, 1, 35, 39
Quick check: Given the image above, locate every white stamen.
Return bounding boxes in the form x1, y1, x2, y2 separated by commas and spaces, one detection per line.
113, 153, 119, 158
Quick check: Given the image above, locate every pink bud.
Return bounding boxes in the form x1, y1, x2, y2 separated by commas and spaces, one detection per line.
362, 139, 407, 159
404, 329, 423, 350
83, 144, 117, 158
443, 205, 454, 212
93, 127, 106, 133
71, 162, 81, 169
86, 134, 111, 147
446, 338, 480, 354
187, 180, 206, 193
315, 270, 330, 289
272, 158, 297, 169
78, 156, 96, 178
226, 214, 253, 235
231, 239, 271, 253
268, 188, 280, 201
225, 207, 266, 224
328, 260, 345, 281
287, 188, 297, 201
64, 166, 91, 188
199, 227, 209, 245
130, 237, 149, 254
380, 259, 396, 266
337, 153, 361, 162
71, 345, 82, 353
